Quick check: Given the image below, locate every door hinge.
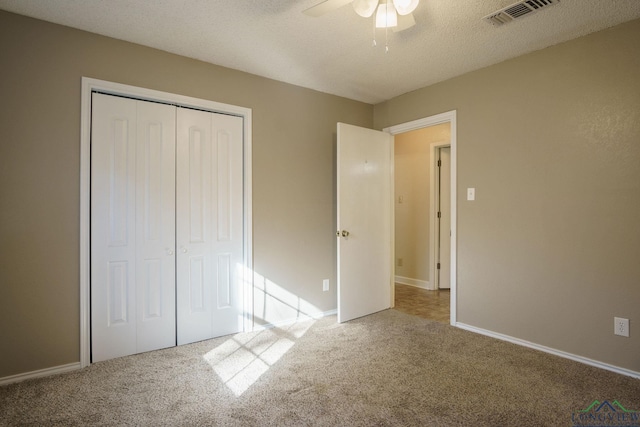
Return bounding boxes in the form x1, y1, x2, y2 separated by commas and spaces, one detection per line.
437, 263, 441, 269
437, 159, 441, 167
437, 211, 441, 218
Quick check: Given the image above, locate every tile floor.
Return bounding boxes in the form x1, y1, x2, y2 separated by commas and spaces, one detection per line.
394, 283, 450, 324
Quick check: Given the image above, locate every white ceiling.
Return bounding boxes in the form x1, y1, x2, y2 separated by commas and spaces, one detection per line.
2, 0, 640, 104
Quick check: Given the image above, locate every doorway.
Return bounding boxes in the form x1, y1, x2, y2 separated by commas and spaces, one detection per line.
384, 111, 457, 325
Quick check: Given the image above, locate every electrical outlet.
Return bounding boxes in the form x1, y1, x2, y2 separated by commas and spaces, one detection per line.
322, 279, 329, 292
614, 317, 629, 337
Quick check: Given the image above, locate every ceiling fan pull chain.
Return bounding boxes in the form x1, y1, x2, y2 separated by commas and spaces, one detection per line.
372, 15, 377, 47
385, 23, 389, 52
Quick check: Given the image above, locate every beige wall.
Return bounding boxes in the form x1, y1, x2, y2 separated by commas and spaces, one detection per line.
1, 9, 639, 379
394, 124, 450, 284
377, 19, 640, 372
0, 11, 372, 378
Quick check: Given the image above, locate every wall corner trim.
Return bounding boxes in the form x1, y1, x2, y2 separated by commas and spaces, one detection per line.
456, 322, 640, 379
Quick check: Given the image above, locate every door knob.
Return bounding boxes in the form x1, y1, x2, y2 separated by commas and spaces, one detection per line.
166, 248, 174, 255
181, 246, 188, 253
341, 230, 350, 237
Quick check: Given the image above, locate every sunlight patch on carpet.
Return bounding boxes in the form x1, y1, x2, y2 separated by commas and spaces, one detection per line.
203, 269, 324, 396
203, 318, 314, 396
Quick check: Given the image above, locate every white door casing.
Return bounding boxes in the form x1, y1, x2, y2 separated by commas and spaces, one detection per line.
337, 122, 393, 323
91, 93, 177, 362
437, 147, 451, 289
82, 78, 253, 367
176, 108, 244, 345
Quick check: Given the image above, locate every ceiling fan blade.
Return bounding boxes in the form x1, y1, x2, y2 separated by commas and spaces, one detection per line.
352, 0, 378, 18
303, 0, 354, 17
393, 12, 415, 32
392, 0, 419, 15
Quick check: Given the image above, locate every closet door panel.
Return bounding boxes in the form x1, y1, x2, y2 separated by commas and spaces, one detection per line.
135, 100, 176, 353
91, 93, 138, 362
177, 108, 214, 345
176, 109, 243, 345
92, 94, 177, 362
211, 114, 244, 337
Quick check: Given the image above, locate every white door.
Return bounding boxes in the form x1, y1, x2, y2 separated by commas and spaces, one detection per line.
176, 108, 244, 345
437, 147, 451, 289
91, 93, 176, 362
337, 123, 393, 323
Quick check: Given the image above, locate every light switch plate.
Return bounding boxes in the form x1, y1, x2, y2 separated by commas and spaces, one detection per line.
467, 188, 475, 201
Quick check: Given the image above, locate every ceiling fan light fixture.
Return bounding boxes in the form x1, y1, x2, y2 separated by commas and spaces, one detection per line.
392, 0, 419, 16
352, 0, 378, 17
375, 2, 398, 28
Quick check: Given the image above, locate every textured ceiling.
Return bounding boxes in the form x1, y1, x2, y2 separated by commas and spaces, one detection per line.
1, 0, 640, 104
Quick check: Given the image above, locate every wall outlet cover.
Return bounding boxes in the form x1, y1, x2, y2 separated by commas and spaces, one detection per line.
614, 317, 630, 337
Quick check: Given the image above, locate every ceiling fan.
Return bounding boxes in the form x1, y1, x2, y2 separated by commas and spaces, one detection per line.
303, 0, 419, 32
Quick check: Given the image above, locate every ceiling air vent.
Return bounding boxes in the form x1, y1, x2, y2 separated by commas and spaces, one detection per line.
484, 0, 560, 26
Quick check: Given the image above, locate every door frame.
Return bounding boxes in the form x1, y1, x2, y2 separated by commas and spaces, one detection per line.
79, 77, 253, 367
384, 110, 457, 325
430, 142, 451, 290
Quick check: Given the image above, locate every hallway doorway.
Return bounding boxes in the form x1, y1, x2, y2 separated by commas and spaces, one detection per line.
392, 120, 451, 323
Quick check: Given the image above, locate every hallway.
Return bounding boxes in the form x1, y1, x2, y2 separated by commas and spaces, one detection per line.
394, 284, 450, 324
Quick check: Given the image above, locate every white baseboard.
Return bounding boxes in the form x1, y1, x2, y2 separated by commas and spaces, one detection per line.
395, 276, 431, 290
0, 362, 81, 387
456, 322, 640, 379
252, 309, 337, 331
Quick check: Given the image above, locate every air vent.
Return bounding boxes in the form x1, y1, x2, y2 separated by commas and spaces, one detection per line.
484, 0, 560, 26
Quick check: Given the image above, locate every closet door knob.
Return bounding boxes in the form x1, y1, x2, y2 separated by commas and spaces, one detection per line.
181, 246, 188, 254
166, 248, 174, 256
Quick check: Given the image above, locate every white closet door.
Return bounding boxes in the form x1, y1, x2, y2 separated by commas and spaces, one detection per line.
176, 108, 244, 345
135, 100, 177, 352
91, 94, 137, 361
91, 93, 176, 362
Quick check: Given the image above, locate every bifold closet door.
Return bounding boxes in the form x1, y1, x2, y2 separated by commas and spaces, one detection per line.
91, 93, 176, 362
176, 108, 244, 345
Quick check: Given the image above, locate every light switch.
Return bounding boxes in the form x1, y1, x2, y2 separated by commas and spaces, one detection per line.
467, 188, 475, 201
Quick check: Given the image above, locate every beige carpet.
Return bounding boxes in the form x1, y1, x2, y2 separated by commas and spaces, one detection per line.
1, 309, 639, 426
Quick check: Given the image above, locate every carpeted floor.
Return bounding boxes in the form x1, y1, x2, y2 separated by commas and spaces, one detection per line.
1, 309, 639, 426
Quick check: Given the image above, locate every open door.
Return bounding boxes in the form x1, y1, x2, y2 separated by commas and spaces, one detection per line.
437, 146, 451, 289
337, 123, 393, 323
